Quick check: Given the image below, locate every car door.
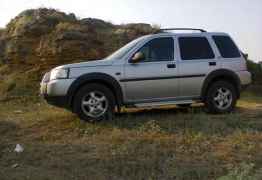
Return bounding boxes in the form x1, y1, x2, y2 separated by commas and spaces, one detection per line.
123, 36, 179, 103
177, 35, 221, 98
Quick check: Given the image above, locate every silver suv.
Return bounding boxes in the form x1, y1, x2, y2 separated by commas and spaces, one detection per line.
40, 28, 251, 121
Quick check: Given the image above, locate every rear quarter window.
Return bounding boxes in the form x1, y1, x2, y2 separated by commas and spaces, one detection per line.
212, 36, 241, 58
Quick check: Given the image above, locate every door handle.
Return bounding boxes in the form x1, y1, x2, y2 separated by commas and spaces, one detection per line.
167, 64, 176, 68
209, 62, 216, 66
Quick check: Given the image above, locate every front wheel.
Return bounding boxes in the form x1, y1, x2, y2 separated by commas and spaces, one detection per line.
205, 81, 237, 113
73, 84, 115, 122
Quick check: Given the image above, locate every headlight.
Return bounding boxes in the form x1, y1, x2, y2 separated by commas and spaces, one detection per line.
42, 72, 51, 83
50, 68, 69, 80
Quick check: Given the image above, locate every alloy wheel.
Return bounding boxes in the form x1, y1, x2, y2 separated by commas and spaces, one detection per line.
213, 87, 233, 110
81, 91, 108, 118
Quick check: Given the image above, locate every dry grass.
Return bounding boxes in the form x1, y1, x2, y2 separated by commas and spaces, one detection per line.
0, 91, 262, 180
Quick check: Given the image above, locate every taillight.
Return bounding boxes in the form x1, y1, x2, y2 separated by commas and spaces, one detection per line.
240, 52, 248, 71
242, 60, 247, 71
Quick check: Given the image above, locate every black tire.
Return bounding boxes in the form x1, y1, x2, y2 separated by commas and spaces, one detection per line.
177, 104, 191, 108
73, 83, 116, 122
205, 81, 237, 113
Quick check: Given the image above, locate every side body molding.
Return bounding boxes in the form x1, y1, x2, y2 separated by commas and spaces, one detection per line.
67, 73, 124, 109
201, 69, 241, 100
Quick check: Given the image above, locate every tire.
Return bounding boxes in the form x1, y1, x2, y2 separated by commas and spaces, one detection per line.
205, 81, 237, 113
73, 83, 116, 122
177, 104, 191, 108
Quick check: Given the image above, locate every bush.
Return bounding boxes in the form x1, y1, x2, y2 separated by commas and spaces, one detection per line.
247, 60, 262, 84
218, 163, 262, 180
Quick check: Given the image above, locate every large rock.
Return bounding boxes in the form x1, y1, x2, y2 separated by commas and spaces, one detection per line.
0, 29, 5, 63
80, 18, 114, 30
0, 8, 157, 68
0, 39, 5, 64
6, 8, 77, 37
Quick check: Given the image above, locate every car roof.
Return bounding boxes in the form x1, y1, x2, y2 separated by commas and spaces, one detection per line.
147, 32, 229, 38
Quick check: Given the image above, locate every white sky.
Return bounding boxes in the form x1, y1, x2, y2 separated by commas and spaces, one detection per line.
1, 0, 261, 62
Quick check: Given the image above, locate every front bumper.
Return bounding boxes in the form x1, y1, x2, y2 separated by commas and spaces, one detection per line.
40, 79, 75, 96
43, 95, 69, 109
40, 76, 75, 109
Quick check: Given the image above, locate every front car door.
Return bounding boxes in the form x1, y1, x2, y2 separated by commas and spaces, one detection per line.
123, 36, 179, 103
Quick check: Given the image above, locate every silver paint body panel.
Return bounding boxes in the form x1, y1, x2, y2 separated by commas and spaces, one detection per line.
40, 32, 252, 107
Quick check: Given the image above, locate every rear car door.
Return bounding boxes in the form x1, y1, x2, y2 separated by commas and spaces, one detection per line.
177, 35, 221, 98
123, 36, 179, 102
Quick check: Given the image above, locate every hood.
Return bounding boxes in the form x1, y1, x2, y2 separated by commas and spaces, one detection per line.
55, 59, 114, 69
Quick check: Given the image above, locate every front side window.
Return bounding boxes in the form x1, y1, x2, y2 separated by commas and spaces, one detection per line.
105, 36, 148, 60
179, 37, 215, 60
213, 36, 241, 58
138, 37, 174, 62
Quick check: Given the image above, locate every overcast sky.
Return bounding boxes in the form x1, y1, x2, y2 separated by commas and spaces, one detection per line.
1, 0, 261, 62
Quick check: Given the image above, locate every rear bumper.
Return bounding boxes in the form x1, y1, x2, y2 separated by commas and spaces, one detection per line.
236, 70, 252, 92
237, 70, 252, 86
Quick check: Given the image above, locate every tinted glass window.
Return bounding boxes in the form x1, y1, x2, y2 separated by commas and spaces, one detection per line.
179, 37, 215, 60
106, 36, 147, 60
138, 37, 174, 62
213, 36, 241, 58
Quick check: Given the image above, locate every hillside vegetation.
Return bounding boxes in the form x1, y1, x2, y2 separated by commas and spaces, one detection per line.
0, 8, 262, 180
0, 8, 155, 67
1, 90, 262, 180
0, 8, 157, 99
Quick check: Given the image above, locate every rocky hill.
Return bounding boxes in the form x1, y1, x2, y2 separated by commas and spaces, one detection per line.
0, 8, 157, 99
0, 8, 156, 68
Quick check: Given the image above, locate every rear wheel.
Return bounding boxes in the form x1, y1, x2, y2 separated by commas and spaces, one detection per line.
73, 84, 115, 122
205, 81, 237, 113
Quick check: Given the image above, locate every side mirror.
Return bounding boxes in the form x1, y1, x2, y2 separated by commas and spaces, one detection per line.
131, 52, 144, 63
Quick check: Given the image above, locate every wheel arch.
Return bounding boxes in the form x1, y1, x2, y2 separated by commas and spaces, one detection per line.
67, 73, 124, 111
201, 69, 241, 101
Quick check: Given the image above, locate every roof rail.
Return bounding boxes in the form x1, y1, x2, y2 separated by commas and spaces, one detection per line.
159, 28, 207, 33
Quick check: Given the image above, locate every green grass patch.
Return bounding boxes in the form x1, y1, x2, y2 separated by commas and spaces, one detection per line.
1, 89, 262, 179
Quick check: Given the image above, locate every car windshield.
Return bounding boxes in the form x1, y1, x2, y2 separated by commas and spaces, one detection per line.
105, 36, 148, 60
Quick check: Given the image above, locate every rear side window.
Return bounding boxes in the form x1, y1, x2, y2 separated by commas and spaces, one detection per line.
179, 37, 215, 60
213, 36, 241, 58
138, 37, 174, 62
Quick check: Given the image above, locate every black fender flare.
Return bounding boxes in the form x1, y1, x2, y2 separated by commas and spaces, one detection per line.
67, 73, 124, 109
201, 69, 241, 100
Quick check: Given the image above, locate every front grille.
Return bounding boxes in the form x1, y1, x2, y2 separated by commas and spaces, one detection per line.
42, 72, 50, 83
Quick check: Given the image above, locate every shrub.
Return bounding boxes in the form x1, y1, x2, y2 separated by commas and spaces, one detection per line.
247, 60, 262, 84
217, 163, 262, 180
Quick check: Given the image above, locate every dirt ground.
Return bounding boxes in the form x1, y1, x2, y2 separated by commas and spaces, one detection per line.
0, 92, 262, 180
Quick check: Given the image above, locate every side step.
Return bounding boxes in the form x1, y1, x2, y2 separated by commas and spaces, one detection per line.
134, 100, 195, 108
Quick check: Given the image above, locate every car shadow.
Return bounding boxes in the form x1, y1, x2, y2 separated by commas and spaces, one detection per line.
99, 104, 262, 135
115, 105, 205, 118
106, 105, 208, 130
